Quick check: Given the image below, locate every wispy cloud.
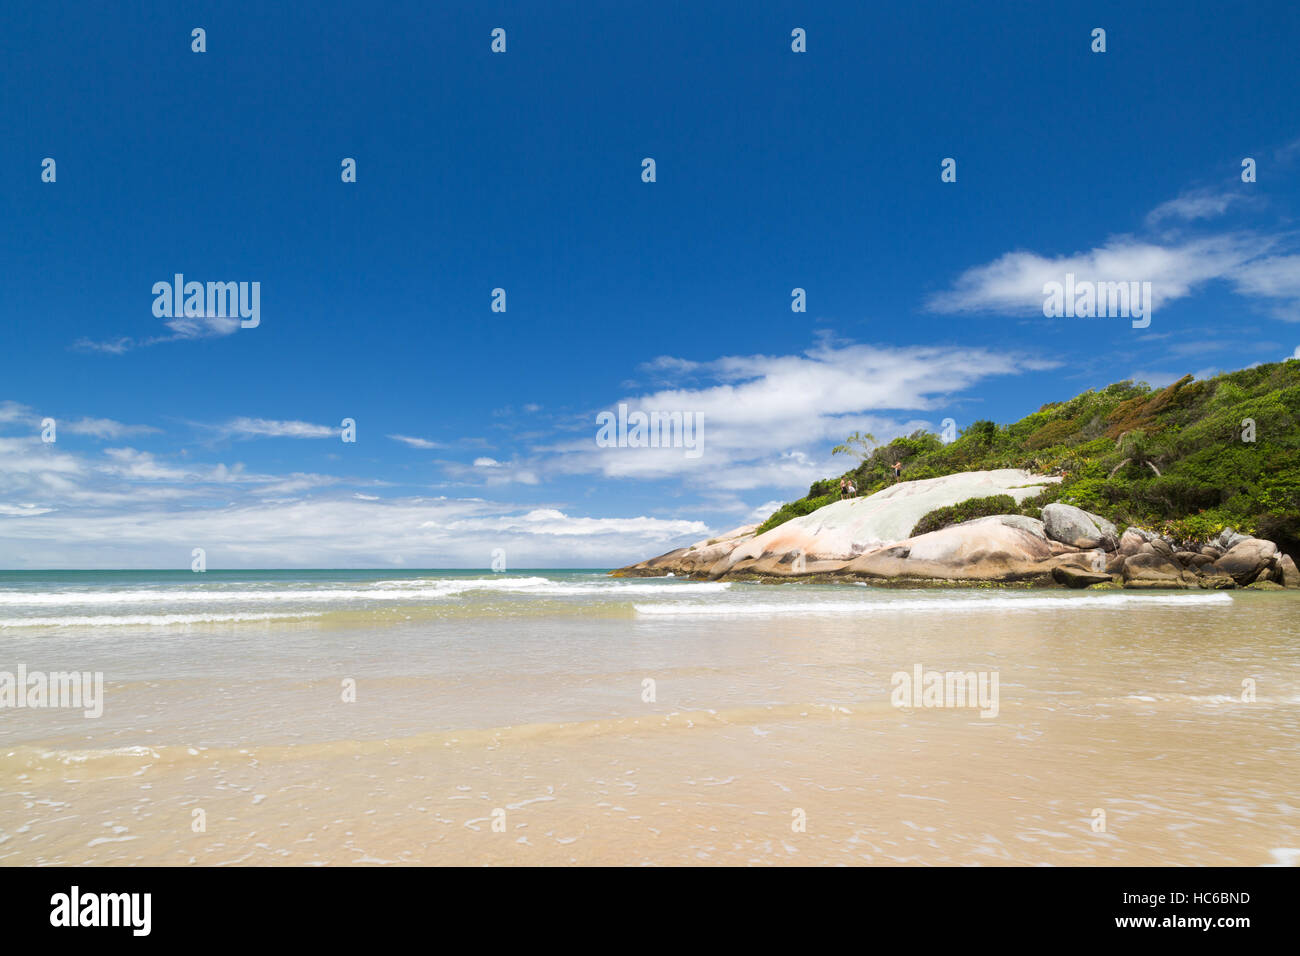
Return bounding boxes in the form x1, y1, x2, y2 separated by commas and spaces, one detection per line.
927, 233, 1276, 316
0, 401, 34, 424
73, 315, 241, 354
220, 417, 340, 440
929, 171, 1300, 320
0, 402, 157, 439
61, 418, 160, 439
388, 433, 443, 449
1146, 188, 1249, 225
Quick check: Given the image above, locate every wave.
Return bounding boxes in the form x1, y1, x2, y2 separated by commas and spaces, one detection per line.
634, 592, 1235, 615
0, 577, 730, 607
0, 701, 872, 775
0, 611, 322, 628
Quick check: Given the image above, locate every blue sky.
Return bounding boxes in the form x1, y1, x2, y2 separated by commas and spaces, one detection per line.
2, 1, 1299, 568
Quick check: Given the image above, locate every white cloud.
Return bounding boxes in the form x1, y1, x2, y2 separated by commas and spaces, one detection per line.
546, 341, 1042, 490
473, 457, 501, 467
0, 428, 699, 567
748, 499, 785, 523
927, 234, 1273, 316
1128, 370, 1183, 389
222, 417, 339, 439
0, 494, 706, 568
929, 177, 1300, 321
163, 315, 241, 339
1231, 255, 1300, 318
0, 403, 157, 439
388, 434, 442, 449
0, 503, 56, 517
61, 418, 160, 439
1146, 189, 1246, 225
0, 401, 34, 424
73, 315, 241, 354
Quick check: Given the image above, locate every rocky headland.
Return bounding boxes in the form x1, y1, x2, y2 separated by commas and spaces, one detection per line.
613, 469, 1300, 590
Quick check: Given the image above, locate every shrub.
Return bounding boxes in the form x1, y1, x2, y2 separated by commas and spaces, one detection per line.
754, 494, 835, 535
910, 495, 1018, 537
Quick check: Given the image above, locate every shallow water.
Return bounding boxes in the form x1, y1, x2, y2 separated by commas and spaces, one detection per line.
1, 570, 1297, 865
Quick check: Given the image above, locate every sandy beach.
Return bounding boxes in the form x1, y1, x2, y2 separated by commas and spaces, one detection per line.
3, 571, 1297, 866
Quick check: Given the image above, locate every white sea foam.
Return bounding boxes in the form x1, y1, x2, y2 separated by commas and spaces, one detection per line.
634, 593, 1235, 615
0, 611, 321, 628
0, 577, 728, 607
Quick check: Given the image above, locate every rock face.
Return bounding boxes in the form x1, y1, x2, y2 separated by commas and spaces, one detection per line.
613, 471, 1300, 591
842, 515, 1060, 583
1041, 503, 1119, 551
616, 523, 757, 577
717, 469, 1060, 568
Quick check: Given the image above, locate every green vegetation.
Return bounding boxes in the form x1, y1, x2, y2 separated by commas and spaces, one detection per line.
758, 361, 1300, 554
910, 495, 1019, 537
755, 493, 835, 535
831, 430, 877, 464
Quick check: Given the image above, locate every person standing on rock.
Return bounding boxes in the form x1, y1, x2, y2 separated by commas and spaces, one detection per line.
892, 460, 902, 482
845, 479, 857, 498
839, 478, 848, 500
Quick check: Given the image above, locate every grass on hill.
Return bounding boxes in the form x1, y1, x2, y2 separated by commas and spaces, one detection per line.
754, 360, 1300, 556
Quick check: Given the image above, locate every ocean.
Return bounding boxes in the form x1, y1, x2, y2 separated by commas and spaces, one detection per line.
2, 569, 1298, 865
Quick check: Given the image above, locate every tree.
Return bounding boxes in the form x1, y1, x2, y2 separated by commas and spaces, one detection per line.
832, 431, 877, 464
1110, 429, 1163, 477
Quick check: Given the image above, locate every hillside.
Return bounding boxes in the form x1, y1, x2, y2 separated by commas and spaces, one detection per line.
757, 360, 1300, 557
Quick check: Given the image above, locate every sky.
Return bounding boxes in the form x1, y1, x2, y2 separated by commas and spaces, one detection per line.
2, 1, 1299, 569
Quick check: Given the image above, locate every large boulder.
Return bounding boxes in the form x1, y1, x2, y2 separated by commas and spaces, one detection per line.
1118, 529, 1147, 555
1217, 527, 1249, 551
844, 516, 1057, 582
1196, 568, 1237, 590
1122, 553, 1195, 589
1213, 538, 1279, 586
1052, 557, 1113, 588
1143, 536, 1174, 558
1279, 554, 1300, 588
1041, 503, 1120, 551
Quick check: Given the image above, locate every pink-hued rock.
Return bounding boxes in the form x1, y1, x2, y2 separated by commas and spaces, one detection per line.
841, 516, 1058, 582
615, 523, 757, 576
611, 471, 1291, 589
720, 469, 1059, 567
